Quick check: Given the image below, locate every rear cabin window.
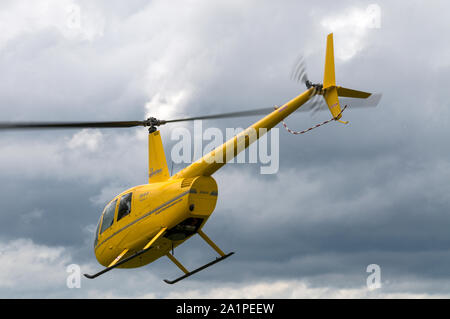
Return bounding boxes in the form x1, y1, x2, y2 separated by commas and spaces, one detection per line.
100, 199, 117, 234
117, 193, 132, 221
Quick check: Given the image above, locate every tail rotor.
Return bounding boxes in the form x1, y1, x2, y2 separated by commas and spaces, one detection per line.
290, 54, 326, 117
290, 55, 310, 88
290, 33, 381, 123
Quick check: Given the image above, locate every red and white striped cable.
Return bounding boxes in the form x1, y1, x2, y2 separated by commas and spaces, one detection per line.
276, 104, 348, 135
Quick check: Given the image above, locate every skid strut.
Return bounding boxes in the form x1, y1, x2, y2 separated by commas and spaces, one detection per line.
84, 227, 167, 279
163, 230, 234, 284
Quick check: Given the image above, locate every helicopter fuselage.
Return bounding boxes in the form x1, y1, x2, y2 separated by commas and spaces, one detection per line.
94, 176, 218, 268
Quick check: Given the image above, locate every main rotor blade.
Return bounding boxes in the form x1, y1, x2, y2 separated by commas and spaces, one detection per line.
0, 93, 381, 131
164, 107, 276, 123
0, 120, 146, 130
162, 93, 382, 124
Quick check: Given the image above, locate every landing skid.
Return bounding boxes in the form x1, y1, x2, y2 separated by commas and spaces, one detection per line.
83, 228, 234, 283
163, 252, 234, 284
163, 229, 234, 284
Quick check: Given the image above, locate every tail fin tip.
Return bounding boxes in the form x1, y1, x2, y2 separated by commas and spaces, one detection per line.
323, 33, 336, 89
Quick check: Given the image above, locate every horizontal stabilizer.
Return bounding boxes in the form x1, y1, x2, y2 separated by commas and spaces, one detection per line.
339, 92, 382, 108
337, 86, 372, 99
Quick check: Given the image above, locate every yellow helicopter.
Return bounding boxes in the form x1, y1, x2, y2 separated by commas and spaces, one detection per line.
0, 34, 379, 284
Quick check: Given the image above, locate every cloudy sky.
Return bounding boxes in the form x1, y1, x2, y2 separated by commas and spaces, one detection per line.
1, 0, 450, 298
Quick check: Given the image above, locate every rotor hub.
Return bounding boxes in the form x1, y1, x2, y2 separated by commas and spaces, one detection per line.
306, 80, 324, 95
145, 117, 167, 132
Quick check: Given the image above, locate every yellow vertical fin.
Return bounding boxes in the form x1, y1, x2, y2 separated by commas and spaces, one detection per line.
323, 33, 336, 89
322, 33, 343, 120
148, 130, 170, 183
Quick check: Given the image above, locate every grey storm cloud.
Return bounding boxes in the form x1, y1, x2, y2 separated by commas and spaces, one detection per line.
0, 0, 450, 298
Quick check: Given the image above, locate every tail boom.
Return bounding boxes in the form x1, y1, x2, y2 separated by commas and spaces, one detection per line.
171, 88, 316, 179
170, 33, 375, 179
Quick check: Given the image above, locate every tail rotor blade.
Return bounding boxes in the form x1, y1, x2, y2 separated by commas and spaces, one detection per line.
295, 92, 382, 116
290, 54, 309, 86
310, 96, 326, 118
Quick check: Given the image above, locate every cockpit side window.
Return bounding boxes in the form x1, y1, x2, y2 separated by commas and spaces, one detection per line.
100, 199, 117, 234
117, 193, 132, 222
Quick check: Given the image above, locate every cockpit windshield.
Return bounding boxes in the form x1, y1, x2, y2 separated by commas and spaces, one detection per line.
93, 193, 133, 248
94, 216, 101, 248
100, 199, 117, 234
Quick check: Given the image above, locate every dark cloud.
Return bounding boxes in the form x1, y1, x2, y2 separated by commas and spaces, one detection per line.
1, 0, 450, 298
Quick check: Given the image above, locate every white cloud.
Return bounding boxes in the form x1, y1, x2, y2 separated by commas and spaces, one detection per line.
145, 90, 192, 121
320, 4, 381, 60
156, 279, 450, 299
0, 239, 70, 291
0, 0, 105, 47
67, 129, 103, 151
